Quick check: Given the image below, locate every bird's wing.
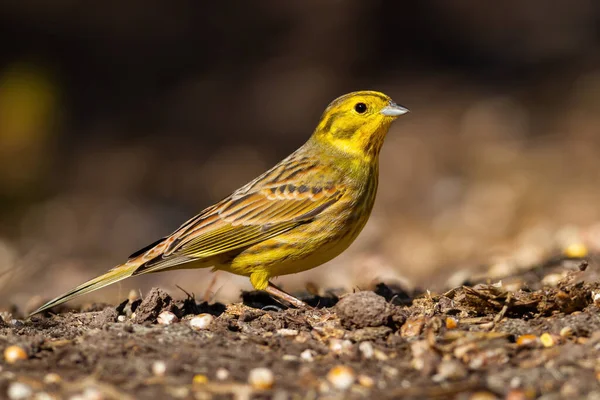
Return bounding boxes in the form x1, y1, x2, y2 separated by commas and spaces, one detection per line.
131, 182, 343, 274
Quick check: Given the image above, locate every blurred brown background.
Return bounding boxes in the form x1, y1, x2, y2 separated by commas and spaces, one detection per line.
2, 0, 600, 310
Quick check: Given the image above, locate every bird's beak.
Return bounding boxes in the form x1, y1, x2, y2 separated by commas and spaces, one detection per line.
381, 102, 409, 117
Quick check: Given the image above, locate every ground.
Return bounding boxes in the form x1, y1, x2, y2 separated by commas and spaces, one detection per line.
2, 257, 600, 400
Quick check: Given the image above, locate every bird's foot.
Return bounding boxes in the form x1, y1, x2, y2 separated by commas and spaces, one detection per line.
264, 282, 311, 309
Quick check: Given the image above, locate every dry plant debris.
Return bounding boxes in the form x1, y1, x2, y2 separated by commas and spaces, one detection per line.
1, 256, 600, 399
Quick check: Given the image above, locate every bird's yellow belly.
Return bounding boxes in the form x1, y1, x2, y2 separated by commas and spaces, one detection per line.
224, 201, 370, 290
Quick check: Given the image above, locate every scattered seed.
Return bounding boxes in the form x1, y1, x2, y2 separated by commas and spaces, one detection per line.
128, 289, 139, 303
190, 314, 214, 331
43, 373, 62, 384
215, 368, 230, 380
468, 391, 497, 400
157, 311, 178, 325
400, 316, 426, 337
34, 392, 53, 400
300, 349, 315, 362
152, 361, 167, 377
382, 366, 399, 378
276, 329, 298, 337
7, 382, 33, 400
358, 341, 374, 359
445, 317, 458, 330
326, 365, 355, 390
357, 374, 374, 388
82, 387, 103, 400
433, 359, 468, 382
294, 331, 310, 344
328, 339, 352, 354
564, 243, 588, 258
560, 327, 574, 338
516, 334, 538, 347
248, 367, 274, 390
505, 389, 528, 400
542, 273, 565, 287
4, 345, 27, 363
193, 374, 208, 385
166, 386, 189, 398
503, 281, 523, 292
318, 381, 330, 393
539, 333, 555, 347
373, 349, 389, 361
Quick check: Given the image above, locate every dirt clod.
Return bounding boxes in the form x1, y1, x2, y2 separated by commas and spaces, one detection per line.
132, 288, 177, 324
334, 291, 393, 328
89, 307, 118, 328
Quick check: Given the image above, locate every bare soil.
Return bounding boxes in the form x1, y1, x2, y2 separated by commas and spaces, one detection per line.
2, 257, 600, 399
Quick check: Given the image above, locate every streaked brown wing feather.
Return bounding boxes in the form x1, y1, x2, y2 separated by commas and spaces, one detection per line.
129, 151, 344, 274
171, 184, 343, 257
130, 155, 343, 274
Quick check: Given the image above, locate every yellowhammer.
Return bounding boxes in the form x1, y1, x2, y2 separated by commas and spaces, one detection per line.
33, 91, 408, 314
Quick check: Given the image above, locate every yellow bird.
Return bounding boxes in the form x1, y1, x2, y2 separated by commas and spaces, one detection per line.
32, 91, 408, 314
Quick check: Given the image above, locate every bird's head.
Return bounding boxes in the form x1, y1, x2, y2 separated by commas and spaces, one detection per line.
312, 91, 408, 161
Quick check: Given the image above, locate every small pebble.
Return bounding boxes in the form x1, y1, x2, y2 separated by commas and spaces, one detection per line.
300, 349, 315, 362
157, 311, 178, 325
4, 345, 27, 363
11, 320, 24, 328
248, 367, 274, 390
117, 315, 126, 322
190, 314, 214, 330
152, 361, 167, 377
327, 365, 355, 390
358, 341, 374, 359
216, 368, 230, 380
7, 382, 33, 400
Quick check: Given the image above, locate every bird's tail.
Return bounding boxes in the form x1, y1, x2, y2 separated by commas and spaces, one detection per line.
30, 263, 139, 316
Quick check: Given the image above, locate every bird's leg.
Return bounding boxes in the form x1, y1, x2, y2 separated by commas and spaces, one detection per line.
265, 281, 309, 308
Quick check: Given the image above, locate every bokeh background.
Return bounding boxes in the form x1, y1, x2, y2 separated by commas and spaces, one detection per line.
2, 1, 600, 311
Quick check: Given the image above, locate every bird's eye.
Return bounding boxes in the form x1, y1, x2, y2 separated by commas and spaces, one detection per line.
354, 102, 367, 114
